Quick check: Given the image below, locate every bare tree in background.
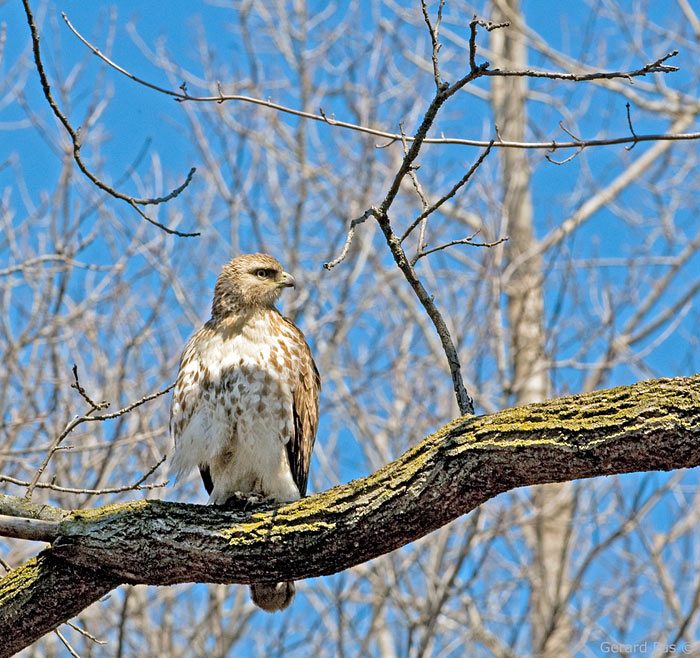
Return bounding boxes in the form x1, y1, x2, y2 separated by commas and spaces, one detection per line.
490, 1, 573, 654
2, 1, 700, 656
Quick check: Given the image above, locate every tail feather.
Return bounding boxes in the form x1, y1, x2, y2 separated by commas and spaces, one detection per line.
250, 582, 295, 612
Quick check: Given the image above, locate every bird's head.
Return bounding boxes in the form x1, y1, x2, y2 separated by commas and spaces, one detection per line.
212, 253, 296, 315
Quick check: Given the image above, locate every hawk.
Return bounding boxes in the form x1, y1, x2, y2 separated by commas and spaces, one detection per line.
170, 253, 320, 612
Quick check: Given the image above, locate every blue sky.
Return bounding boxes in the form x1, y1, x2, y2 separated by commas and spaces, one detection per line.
2, 1, 700, 655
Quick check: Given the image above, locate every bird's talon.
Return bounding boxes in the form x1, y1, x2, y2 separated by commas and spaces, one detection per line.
222, 491, 267, 510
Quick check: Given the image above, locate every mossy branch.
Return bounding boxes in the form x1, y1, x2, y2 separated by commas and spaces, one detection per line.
1, 375, 699, 656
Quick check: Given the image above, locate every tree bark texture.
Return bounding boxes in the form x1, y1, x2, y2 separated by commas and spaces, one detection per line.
0, 375, 699, 656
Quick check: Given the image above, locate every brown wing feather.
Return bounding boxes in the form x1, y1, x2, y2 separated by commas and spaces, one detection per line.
170, 325, 216, 494
169, 330, 202, 446
285, 326, 320, 497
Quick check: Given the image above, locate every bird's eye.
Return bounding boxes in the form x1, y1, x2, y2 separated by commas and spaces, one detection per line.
256, 269, 269, 278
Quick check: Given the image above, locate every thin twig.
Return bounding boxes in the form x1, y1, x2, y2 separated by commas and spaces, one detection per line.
477, 19, 511, 32
323, 209, 377, 270
546, 149, 582, 165
625, 102, 639, 151
132, 455, 168, 487
545, 121, 584, 164
401, 142, 494, 243
421, 0, 445, 90
319, 108, 337, 124
126, 199, 198, 237
485, 49, 679, 81
20, 1, 199, 237
71, 365, 108, 412
2, 456, 168, 495
82, 384, 174, 423
398, 124, 431, 263
373, 121, 478, 414
558, 121, 583, 142
468, 17, 509, 71
55, 629, 82, 658
1, 475, 167, 495
24, 413, 93, 499
0, 255, 114, 277
415, 234, 508, 261
65, 622, 106, 646
376, 61, 489, 225
468, 16, 480, 71
24, 379, 173, 500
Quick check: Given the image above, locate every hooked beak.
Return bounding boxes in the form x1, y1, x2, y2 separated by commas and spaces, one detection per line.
278, 271, 296, 288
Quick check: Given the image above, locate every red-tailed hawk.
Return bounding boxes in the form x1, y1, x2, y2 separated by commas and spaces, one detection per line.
170, 253, 320, 612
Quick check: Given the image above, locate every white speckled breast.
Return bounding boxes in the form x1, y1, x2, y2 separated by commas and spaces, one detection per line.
170, 310, 305, 503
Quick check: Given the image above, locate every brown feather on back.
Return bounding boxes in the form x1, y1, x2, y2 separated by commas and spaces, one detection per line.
286, 319, 321, 496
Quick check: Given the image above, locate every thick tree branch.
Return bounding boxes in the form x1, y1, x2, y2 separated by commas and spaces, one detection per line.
1, 375, 699, 655
0, 553, 117, 658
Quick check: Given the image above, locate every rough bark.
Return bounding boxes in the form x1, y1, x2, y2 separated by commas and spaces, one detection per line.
0, 553, 117, 658
1, 375, 699, 656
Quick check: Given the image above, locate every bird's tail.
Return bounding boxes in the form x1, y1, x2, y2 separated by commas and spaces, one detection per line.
250, 581, 295, 612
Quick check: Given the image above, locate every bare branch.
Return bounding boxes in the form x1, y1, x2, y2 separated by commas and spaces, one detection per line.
421, 0, 445, 90
625, 102, 639, 151
0, 515, 59, 542
330, 20, 507, 416
124, 199, 199, 238
2, 476, 167, 496
414, 234, 508, 262
545, 122, 585, 164
365, 76, 481, 414
401, 142, 494, 242
508, 112, 695, 283
468, 17, 511, 72
0, 255, 114, 278
545, 147, 583, 166
323, 208, 377, 270
1, 454, 167, 495
71, 365, 108, 412
60, 11, 694, 154
65, 621, 106, 646
20, 1, 199, 237
485, 49, 680, 81
398, 123, 431, 260
23, 380, 173, 500
374, 206, 474, 415
55, 629, 81, 658
79, 385, 174, 423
